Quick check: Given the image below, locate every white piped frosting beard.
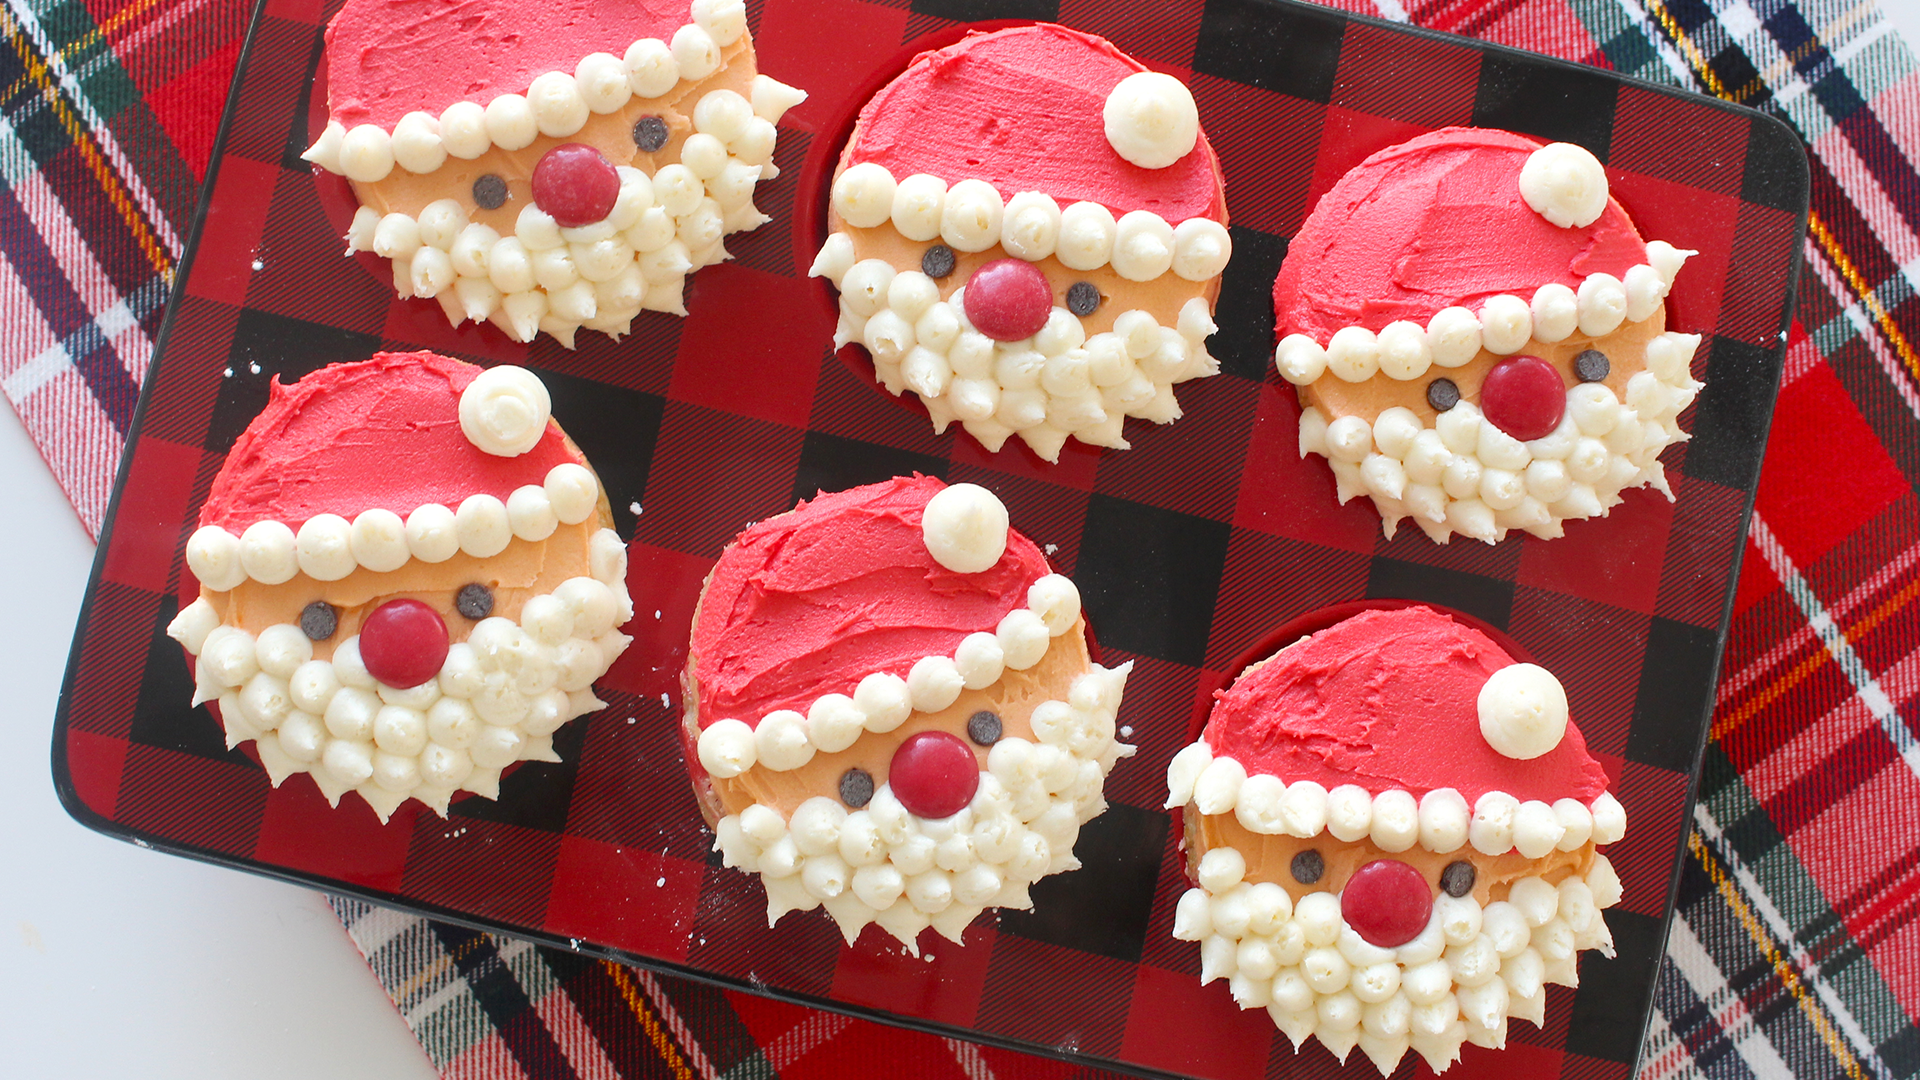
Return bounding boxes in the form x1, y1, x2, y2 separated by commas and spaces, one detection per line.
165, 528, 633, 821
811, 232, 1221, 462
710, 660, 1133, 952
1171, 839, 1621, 1076
1289, 328, 1703, 544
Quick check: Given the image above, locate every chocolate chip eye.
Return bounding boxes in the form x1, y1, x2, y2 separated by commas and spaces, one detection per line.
471, 174, 508, 211
1574, 348, 1610, 383
1291, 849, 1324, 885
839, 767, 875, 808
967, 710, 1003, 746
1441, 860, 1476, 898
1427, 377, 1461, 412
632, 115, 669, 153
921, 244, 957, 279
1066, 281, 1101, 317
455, 583, 494, 620
299, 601, 337, 642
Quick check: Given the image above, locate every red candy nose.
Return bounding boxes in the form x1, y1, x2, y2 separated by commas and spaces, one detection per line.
888, 731, 980, 819
1341, 860, 1434, 948
357, 598, 450, 689
963, 258, 1054, 342
1480, 354, 1566, 442
530, 143, 620, 228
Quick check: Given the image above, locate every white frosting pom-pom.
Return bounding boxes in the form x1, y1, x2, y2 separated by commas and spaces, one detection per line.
1477, 663, 1569, 759
1519, 142, 1609, 229
459, 366, 552, 456
1103, 71, 1200, 169
921, 483, 1009, 573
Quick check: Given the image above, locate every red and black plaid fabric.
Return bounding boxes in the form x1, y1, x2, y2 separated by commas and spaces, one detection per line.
47, 0, 1809, 1076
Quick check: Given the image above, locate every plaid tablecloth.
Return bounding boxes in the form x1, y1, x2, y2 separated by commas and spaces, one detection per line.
10, 0, 1918, 1076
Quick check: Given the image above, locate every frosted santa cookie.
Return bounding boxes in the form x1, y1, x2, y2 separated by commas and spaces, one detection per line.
304, 0, 805, 346
165, 353, 634, 820
1166, 606, 1625, 1074
1273, 128, 1705, 543
687, 477, 1133, 951
809, 25, 1231, 462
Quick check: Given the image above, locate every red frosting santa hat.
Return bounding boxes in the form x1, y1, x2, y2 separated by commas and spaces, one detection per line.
184, 352, 605, 590
826, 23, 1230, 283
688, 476, 1135, 949
167, 352, 634, 820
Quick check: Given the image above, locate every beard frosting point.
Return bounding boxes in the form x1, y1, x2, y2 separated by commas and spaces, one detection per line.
308, 0, 805, 347
1167, 606, 1625, 1075
810, 25, 1231, 463
1272, 127, 1704, 544
685, 476, 1134, 952
167, 352, 633, 822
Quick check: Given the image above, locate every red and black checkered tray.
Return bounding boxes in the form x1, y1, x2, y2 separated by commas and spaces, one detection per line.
52, 0, 1808, 1075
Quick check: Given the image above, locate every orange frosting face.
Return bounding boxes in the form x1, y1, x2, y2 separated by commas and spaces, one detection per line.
1302, 311, 1662, 428
1188, 810, 1594, 908
209, 522, 598, 661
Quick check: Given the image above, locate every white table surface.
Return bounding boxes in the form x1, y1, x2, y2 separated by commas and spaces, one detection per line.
5, 5, 1919, 1076
0, 408, 436, 1080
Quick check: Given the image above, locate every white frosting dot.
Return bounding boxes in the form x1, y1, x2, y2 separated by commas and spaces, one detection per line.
1103, 71, 1199, 169
439, 101, 489, 159
350, 508, 410, 573
404, 504, 459, 563
339, 124, 394, 182
1520, 142, 1609, 229
1171, 218, 1230, 282
1478, 662, 1569, 759
624, 38, 679, 98
459, 366, 551, 456
1000, 191, 1061, 262
920, 483, 1009, 573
